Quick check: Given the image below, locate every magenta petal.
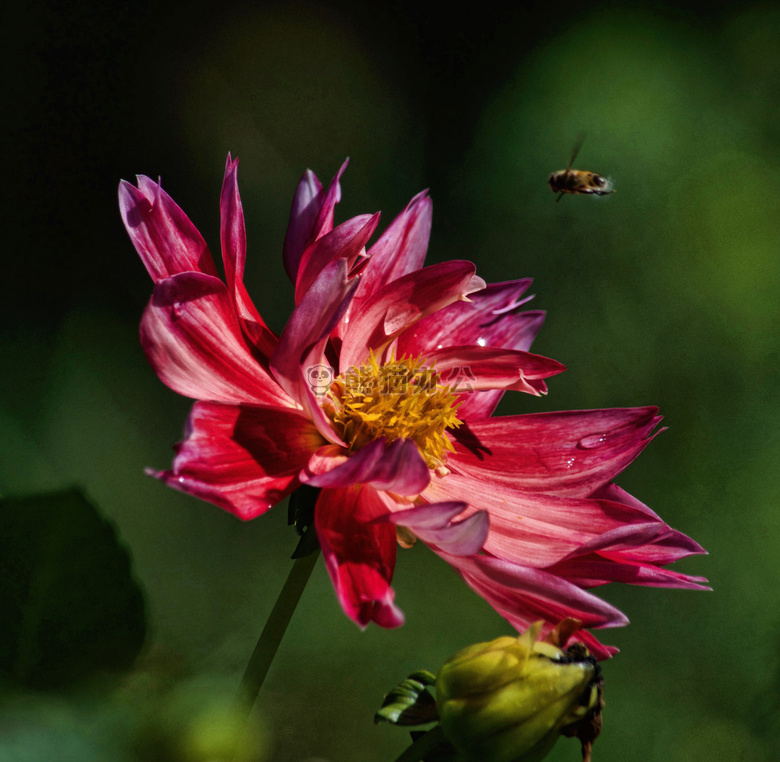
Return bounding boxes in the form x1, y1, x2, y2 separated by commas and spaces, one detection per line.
449, 407, 661, 497
302, 438, 430, 496
119, 177, 220, 283
295, 212, 380, 304
440, 552, 629, 631
340, 261, 486, 368
283, 160, 348, 281
380, 501, 489, 556
219, 155, 277, 358
316, 486, 404, 629
140, 272, 292, 407
356, 190, 433, 301
149, 401, 322, 519
270, 257, 357, 403
426, 346, 565, 393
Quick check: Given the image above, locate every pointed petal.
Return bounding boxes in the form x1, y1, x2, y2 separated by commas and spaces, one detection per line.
397, 280, 546, 419
426, 345, 565, 394
219, 154, 277, 357
448, 408, 661, 497
119, 176, 219, 282
356, 190, 432, 299
140, 272, 293, 407
340, 261, 486, 369
283, 160, 348, 281
149, 402, 322, 519
302, 438, 430, 496
295, 212, 380, 304
379, 501, 489, 556
270, 258, 357, 404
316, 485, 404, 629
438, 552, 629, 631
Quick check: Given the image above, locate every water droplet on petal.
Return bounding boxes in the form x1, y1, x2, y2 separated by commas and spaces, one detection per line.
564, 457, 575, 469
578, 433, 607, 450
177, 476, 185, 484
172, 303, 184, 319
476, 337, 487, 347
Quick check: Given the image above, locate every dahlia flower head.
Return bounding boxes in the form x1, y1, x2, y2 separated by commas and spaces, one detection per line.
119, 156, 707, 658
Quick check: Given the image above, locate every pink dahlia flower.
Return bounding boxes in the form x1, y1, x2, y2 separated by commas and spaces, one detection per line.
120, 156, 706, 658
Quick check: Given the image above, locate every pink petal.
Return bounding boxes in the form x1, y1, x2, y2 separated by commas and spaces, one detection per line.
378, 501, 489, 555
295, 212, 380, 304
148, 402, 323, 519
547, 555, 711, 590
423, 473, 659, 567
448, 407, 661, 497
270, 257, 357, 404
283, 160, 348, 281
355, 190, 432, 301
439, 552, 629, 631
302, 438, 430, 496
425, 345, 565, 394
140, 272, 293, 407
119, 176, 219, 283
339, 261, 486, 369
316, 485, 404, 629
219, 155, 277, 358
397, 280, 547, 419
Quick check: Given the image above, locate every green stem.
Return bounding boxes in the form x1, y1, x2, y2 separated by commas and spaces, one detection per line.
394, 726, 447, 762
234, 549, 320, 719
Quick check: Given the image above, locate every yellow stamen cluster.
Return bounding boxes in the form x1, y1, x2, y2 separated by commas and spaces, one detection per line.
329, 353, 463, 469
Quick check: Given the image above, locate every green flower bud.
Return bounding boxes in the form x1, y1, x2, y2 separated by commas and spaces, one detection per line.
435, 622, 602, 762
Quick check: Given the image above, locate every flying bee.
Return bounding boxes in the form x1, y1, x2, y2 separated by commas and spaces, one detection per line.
548, 137, 614, 202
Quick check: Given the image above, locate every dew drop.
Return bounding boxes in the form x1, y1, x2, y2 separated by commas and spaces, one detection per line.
564, 457, 575, 469
172, 302, 184, 319
578, 433, 607, 450
476, 337, 487, 347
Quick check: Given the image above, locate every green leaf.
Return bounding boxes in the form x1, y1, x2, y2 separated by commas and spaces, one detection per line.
0, 488, 147, 689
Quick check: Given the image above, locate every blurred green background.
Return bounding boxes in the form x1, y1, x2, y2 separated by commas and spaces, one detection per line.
2, 0, 779, 759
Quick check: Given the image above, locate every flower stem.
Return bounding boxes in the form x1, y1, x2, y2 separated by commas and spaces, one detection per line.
234, 549, 320, 719
394, 726, 446, 762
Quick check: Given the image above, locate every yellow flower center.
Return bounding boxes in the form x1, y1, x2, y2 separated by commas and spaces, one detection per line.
328, 353, 463, 469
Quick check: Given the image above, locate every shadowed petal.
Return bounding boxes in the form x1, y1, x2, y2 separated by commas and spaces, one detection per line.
119, 176, 220, 283
271, 258, 358, 405
141, 272, 292, 407
149, 402, 323, 519
295, 212, 380, 304
284, 160, 348, 281
219, 155, 277, 357
316, 485, 404, 629
302, 438, 430, 495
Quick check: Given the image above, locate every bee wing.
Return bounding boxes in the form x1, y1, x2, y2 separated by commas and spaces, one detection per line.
566, 132, 587, 171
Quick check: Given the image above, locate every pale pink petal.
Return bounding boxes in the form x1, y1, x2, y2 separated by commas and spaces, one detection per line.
339, 261, 486, 369
294, 212, 380, 304
316, 485, 404, 629
119, 177, 219, 283
148, 401, 323, 519
301, 438, 430, 496
283, 160, 348, 281
448, 408, 661, 497
219, 154, 277, 357
140, 272, 293, 407
378, 502, 489, 556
